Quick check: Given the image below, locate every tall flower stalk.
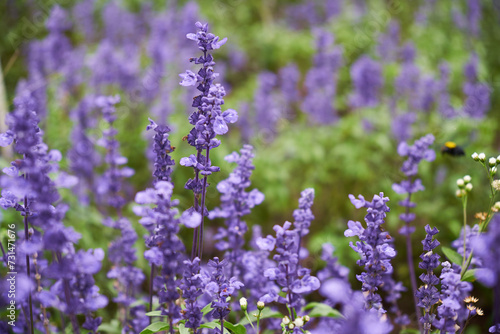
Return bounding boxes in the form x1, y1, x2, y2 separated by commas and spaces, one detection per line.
178, 21, 237, 260
344, 193, 396, 312
416, 225, 441, 334
392, 134, 435, 327
95, 95, 147, 333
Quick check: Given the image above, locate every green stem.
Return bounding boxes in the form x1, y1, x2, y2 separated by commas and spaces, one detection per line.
256, 309, 263, 333
244, 310, 256, 332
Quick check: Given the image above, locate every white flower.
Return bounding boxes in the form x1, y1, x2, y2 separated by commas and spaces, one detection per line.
471, 152, 479, 161
489, 157, 497, 167
463, 175, 471, 183
457, 179, 464, 187
465, 183, 473, 192
492, 180, 500, 191
293, 317, 304, 328
239, 297, 247, 310
257, 301, 265, 310
282, 316, 290, 325
478, 153, 486, 161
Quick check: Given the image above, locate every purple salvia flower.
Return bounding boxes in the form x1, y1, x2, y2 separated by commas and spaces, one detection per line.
180, 258, 205, 331
293, 188, 315, 258
377, 21, 400, 62
437, 62, 457, 118
462, 54, 491, 118
391, 112, 416, 143
433, 262, 472, 333
335, 291, 393, 334
179, 21, 237, 259
135, 180, 185, 327
349, 55, 383, 109
146, 118, 175, 183
344, 193, 395, 311
392, 134, 435, 330
254, 71, 281, 134
210, 145, 264, 275
68, 96, 100, 205
416, 225, 441, 332
473, 215, 500, 289
466, 0, 481, 38
279, 63, 300, 115
95, 95, 146, 332
206, 257, 243, 332
44, 6, 72, 73
259, 217, 320, 316
302, 30, 342, 124
1, 86, 107, 333
88, 41, 140, 94
452, 224, 482, 268
72, 0, 96, 42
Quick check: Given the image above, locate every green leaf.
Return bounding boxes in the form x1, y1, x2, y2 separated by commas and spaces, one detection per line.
399, 329, 421, 334
200, 321, 230, 333
442, 247, 462, 266
238, 308, 282, 326
145, 310, 163, 317
224, 322, 247, 334
202, 303, 214, 315
98, 320, 121, 334
139, 322, 170, 334
462, 269, 477, 282
303, 302, 342, 319
178, 323, 190, 334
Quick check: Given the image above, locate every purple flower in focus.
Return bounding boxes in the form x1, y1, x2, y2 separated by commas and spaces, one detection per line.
344, 193, 397, 311
416, 225, 441, 330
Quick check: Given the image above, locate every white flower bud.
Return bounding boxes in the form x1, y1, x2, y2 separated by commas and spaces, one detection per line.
456, 189, 464, 198
492, 180, 500, 191
303, 315, 310, 323
492, 167, 498, 175
288, 324, 295, 330
478, 153, 486, 161
465, 183, 473, 192
494, 201, 500, 210
294, 317, 304, 328
257, 301, 265, 310
463, 175, 471, 183
471, 152, 479, 161
489, 157, 497, 167
457, 179, 464, 187
239, 297, 247, 311
497, 155, 500, 164
282, 316, 290, 325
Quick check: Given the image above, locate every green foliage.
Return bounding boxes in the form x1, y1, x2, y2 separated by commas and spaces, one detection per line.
139, 322, 170, 334
303, 302, 343, 319
442, 246, 463, 266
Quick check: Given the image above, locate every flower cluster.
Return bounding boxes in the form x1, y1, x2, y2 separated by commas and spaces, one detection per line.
416, 225, 441, 331
344, 193, 397, 311
179, 21, 237, 259
434, 262, 472, 332
205, 257, 243, 332
210, 145, 264, 274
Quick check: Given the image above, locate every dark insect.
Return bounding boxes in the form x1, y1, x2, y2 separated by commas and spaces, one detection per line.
441, 141, 465, 157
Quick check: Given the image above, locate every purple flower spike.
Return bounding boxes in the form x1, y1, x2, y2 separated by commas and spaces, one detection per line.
345, 192, 403, 316
180, 21, 237, 259
416, 225, 441, 331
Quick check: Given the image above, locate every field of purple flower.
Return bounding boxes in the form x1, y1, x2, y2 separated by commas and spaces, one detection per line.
1, 0, 500, 333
